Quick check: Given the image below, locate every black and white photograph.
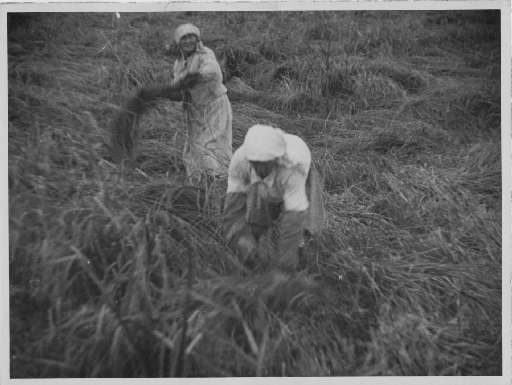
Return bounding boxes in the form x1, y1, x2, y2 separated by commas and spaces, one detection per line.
3, 0, 511, 381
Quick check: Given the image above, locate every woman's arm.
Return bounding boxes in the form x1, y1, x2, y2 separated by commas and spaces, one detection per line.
190, 49, 223, 83
137, 73, 202, 103
222, 148, 259, 258
137, 85, 182, 103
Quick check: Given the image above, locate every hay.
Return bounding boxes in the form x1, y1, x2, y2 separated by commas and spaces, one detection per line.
9, 11, 502, 378
110, 84, 183, 163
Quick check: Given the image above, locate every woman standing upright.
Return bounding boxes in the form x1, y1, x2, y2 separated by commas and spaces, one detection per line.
172, 23, 233, 184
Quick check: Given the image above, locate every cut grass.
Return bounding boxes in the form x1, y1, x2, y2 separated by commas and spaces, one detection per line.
9, 11, 501, 377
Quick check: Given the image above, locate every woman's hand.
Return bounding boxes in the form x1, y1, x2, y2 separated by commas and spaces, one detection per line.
173, 72, 201, 90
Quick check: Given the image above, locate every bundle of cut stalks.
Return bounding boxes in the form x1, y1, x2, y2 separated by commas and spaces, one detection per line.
110, 74, 203, 163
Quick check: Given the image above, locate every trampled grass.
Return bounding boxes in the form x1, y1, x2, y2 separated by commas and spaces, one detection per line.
8, 10, 502, 377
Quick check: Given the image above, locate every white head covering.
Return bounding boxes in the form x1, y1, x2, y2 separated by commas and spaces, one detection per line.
244, 125, 286, 162
280, 133, 311, 174
174, 23, 200, 44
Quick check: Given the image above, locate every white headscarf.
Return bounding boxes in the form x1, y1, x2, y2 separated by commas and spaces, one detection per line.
174, 23, 201, 44
244, 125, 286, 162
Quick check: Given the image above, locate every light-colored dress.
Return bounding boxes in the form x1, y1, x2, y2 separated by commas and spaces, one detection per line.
173, 43, 232, 182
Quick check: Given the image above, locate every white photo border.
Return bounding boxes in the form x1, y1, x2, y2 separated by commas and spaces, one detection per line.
1, 1, 510, 385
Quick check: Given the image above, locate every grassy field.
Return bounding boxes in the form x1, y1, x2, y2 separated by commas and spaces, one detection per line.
8, 10, 502, 377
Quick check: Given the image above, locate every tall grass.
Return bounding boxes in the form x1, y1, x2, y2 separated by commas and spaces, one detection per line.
9, 10, 501, 377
